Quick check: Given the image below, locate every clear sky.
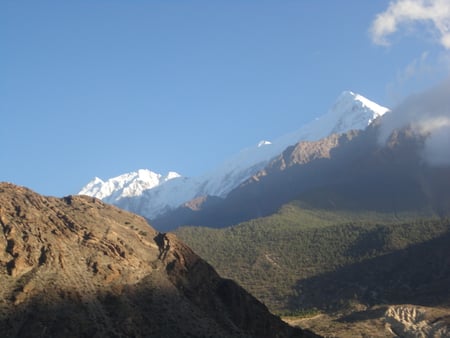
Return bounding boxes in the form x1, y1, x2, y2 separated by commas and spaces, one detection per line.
1, 0, 449, 196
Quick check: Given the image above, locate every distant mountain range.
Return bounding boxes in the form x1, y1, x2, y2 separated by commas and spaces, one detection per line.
79, 91, 389, 223
156, 118, 450, 230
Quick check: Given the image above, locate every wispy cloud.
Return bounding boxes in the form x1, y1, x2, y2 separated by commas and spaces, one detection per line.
422, 117, 450, 166
370, 0, 450, 49
397, 51, 431, 83
386, 51, 450, 103
379, 77, 450, 166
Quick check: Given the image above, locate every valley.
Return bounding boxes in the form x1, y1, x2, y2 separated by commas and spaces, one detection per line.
174, 205, 450, 337
74, 87, 450, 336
174, 205, 450, 312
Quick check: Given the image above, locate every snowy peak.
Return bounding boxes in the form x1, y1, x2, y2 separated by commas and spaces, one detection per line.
328, 91, 389, 133
160, 91, 388, 199
79, 169, 181, 202
258, 140, 272, 147
78, 90, 390, 220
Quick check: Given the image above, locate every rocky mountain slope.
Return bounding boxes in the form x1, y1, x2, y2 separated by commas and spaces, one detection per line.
79, 91, 389, 221
0, 183, 317, 338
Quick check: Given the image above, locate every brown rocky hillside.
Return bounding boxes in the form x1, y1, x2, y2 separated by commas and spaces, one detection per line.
0, 183, 317, 338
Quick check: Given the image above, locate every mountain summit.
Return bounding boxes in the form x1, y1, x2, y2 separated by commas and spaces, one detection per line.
79, 91, 389, 221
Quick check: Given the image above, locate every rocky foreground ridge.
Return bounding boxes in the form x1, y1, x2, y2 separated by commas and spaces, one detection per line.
0, 183, 317, 337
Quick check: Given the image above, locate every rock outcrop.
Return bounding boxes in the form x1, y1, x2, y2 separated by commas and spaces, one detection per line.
0, 183, 317, 337
385, 305, 450, 338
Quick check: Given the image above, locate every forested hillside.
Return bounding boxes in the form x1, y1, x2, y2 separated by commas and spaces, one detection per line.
175, 202, 450, 313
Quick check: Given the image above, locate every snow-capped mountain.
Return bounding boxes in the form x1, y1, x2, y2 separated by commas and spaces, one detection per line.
79, 169, 181, 204
79, 91, 389, 219
194, 91, 389, 197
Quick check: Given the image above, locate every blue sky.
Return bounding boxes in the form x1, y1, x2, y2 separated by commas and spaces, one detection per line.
1, 1, 449, 196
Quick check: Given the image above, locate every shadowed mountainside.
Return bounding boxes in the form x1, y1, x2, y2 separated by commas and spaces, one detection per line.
151, 132, 360, 230
289, 229, 450, 312
153, 124, 450, 231
0, 183, 317, 338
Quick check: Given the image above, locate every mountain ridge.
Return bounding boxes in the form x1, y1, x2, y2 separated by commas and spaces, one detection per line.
79, 169, 181, 202
79, 91, 389, 221
152, 116, 450, 230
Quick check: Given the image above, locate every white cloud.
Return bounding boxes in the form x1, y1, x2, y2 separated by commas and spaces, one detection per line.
370, 0, 450, 49
423, 121, 450, 166
379, 77, 450, 166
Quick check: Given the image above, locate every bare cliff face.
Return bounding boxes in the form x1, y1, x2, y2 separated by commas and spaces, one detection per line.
0, 183, 316, 338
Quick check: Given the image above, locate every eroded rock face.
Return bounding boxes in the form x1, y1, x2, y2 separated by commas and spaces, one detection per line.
0, 183, 316, 337
385, 305, 450, 338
